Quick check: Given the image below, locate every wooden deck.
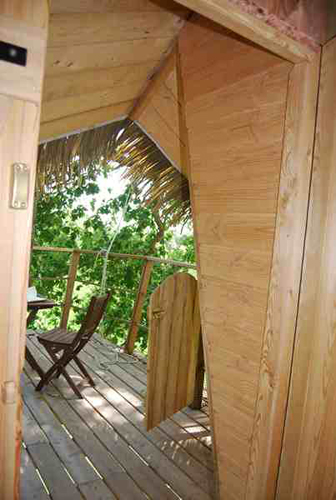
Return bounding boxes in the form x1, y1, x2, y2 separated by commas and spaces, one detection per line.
21, 332, 215, 500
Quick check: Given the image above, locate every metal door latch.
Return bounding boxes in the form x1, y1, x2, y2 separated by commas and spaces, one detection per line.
1, 381, 16, 405
10, 163, 30, 209
152, 309, 165, 319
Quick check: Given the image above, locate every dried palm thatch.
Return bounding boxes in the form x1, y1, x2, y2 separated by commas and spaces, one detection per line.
37, 119, 191, 225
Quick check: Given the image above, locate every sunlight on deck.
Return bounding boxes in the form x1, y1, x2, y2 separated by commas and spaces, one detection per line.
21, 334, 214, 500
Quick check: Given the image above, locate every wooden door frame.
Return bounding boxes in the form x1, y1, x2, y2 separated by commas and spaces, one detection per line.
276, 36, 336, 500
0, 1, 323, 499
0, 2, 48, 499
174, 4, 321, 499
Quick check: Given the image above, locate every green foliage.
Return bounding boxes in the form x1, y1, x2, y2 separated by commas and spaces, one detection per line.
30, 170, 195, 353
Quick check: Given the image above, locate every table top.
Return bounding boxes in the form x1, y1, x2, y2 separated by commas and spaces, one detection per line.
27, 299, 57, 310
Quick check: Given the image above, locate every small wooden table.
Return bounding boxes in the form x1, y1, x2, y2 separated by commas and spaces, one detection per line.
26, 299, 57, 378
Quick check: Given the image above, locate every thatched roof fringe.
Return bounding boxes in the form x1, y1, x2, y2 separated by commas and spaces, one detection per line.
37, 119, 191, 225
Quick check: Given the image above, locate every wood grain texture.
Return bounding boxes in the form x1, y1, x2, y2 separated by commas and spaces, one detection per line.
41, 80, 145, 124
276, 38, 336, 500
39, 100, 133, 142
131, 48, 182, 169
0, 16, 46, 103
45, 38, 171, 76
43, 63, 155, 102
179, 15, 293, 499
246, 54, 320, 499
146, 273, 201, 431
0, 3, 48, 499
125, 260, 154, 354
250, 0, 328, 44
174, 0, 314, 62
48, 11, 185, 47
49, 0, 190, 14
40, 0, 188, 144
60, 250, 80, 329
130, 49, 177, 121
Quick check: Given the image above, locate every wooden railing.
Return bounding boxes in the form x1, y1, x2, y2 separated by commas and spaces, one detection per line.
31, 246, 197, 354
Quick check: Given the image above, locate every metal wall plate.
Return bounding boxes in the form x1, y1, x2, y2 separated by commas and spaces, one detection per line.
10, 163, 30, 209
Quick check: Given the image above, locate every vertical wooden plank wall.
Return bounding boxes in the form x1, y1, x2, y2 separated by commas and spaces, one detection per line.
0, 2, 48, 499
178, 15, 318, 500
277, 38, 336, 500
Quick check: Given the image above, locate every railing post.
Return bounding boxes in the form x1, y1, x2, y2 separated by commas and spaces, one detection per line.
125, 259, 154, 354
61, 249, 80, 328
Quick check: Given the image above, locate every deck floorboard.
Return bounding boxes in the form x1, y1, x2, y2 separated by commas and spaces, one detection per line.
21, 332, 215, 499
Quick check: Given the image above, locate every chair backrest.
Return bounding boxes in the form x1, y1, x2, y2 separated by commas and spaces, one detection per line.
74, 292, 111, 346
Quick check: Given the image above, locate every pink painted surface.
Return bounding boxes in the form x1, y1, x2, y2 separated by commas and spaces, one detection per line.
229, 0, 327, 46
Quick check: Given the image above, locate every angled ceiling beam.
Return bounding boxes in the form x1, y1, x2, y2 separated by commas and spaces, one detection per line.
173, 0, 316, 62
129, 48, 176, 121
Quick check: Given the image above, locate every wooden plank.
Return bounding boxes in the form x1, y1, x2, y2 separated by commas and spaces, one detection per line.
0, 14, 47, 103
28, 442, 83, 500
130, 48, 182, 169
174, 0, 315, 63
146, 273, 201, 430
84, 338, 213, 464
45, 38, 172, 76
190, 332, 205, 409
26, 335, 214, 499
179, 15, 293, 500
71, 348, 214, 495
39, 398, 153, 500
79, 480, 117, 500
245, 53, 320, 500
61, 250, 80, 328
32, 245, 197, 269
130, 49, 176, 121
20, 447, 49, 500
176, 42, 192, 179
49, 0, 190, 14
0, 3, 48, 499
48, 11, 185, 47
125, 260, 154, 354
43, 62, 154, 101
22, 379, 100, 486
136, 103, 181, 167
39, 101, 133, 142
24, 342, 180, 500
22, 403, 48, 446
243, 0, 328, 45
276, 39, 336, 500
41, 80, 145, 123
23, 358, 148, 499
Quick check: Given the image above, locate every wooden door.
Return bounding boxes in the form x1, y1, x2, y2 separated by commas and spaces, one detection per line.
276, 37, 336, 500
0, 2, 48, 499
146, 272, 201, 430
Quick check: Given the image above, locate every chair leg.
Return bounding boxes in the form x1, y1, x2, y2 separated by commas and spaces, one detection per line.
35, 362, 60, 392
36, 345, 83, 398
73, 355, 95, 386
25, 346, 45, 379
58, 365, 83, 399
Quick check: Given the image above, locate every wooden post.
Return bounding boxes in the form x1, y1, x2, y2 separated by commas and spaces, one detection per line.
189, 331, 205, 410
125, 260, 153, 354
0, 2, 48, 499
61, 250, 80, 328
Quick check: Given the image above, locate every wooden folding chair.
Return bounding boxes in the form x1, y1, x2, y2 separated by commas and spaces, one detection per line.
35, 292, 110, 398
